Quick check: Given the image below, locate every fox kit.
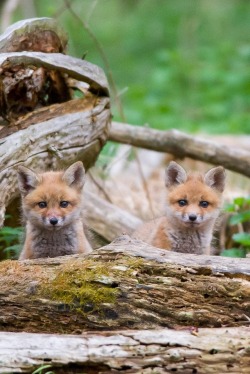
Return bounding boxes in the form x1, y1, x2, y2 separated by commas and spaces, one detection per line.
17, 161, 92, 260
133, 161, 226, 255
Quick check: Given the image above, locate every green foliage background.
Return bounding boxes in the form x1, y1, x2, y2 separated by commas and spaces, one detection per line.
13, 0, 250, 134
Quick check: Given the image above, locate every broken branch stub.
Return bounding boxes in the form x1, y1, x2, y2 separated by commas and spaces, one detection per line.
0, 17, 68, 53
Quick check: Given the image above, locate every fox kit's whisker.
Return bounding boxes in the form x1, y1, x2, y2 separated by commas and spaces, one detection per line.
17, 161, 92, 260
133, 161, 226, 255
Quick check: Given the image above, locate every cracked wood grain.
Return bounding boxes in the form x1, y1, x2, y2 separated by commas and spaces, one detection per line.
0, 327, 249, 373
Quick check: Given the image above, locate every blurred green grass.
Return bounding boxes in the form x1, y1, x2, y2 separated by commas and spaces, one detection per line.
13, 0, 250, 133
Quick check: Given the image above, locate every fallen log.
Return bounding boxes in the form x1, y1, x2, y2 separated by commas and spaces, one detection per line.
1, 327, 249, 373
0, 236, 249, 334
109, 121, 250, 177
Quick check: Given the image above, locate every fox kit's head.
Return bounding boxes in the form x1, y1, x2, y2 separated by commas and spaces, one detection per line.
165, 161, 225, 229
17, 161, 85, 230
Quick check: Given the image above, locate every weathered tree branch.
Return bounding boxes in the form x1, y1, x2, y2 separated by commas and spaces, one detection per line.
1, 327, 249, 373
0, 236, 249, 334
110, 122, 250, 177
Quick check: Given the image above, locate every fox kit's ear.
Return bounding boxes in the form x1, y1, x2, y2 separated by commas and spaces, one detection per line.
165, 161, 187, 188
17, 166, 40, 196
204, 166, 225, 193
63, 161, 85, 190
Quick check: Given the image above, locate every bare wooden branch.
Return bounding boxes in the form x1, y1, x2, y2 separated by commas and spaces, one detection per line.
110, 122, 250, 177
0, 236, 249, 334
1, 327, 249, 373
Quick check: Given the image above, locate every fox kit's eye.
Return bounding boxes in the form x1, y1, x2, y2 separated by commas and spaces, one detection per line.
178, 199, 188, 207
38, 201, 47, 208
200, 201, 209, 208
60, 201, 69, 208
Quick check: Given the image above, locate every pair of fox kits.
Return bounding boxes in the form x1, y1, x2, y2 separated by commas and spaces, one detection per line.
17, 160, 225, 260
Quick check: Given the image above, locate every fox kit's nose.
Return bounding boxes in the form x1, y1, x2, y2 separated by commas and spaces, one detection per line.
49, 217, 58, 226
189, 214, 197, 222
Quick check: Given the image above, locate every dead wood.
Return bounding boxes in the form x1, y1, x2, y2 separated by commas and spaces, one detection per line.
0, 327, 249, 373
0, 17, 68, 53
0, 236, 249, 335
0, 95, 98, 138
0, 18, 109, 125
0, 51, 109, 97
110, 121, 250, 177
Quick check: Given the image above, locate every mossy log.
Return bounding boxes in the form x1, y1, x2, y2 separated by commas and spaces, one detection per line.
1, 327, 249, 373
0, 236, 249, 335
